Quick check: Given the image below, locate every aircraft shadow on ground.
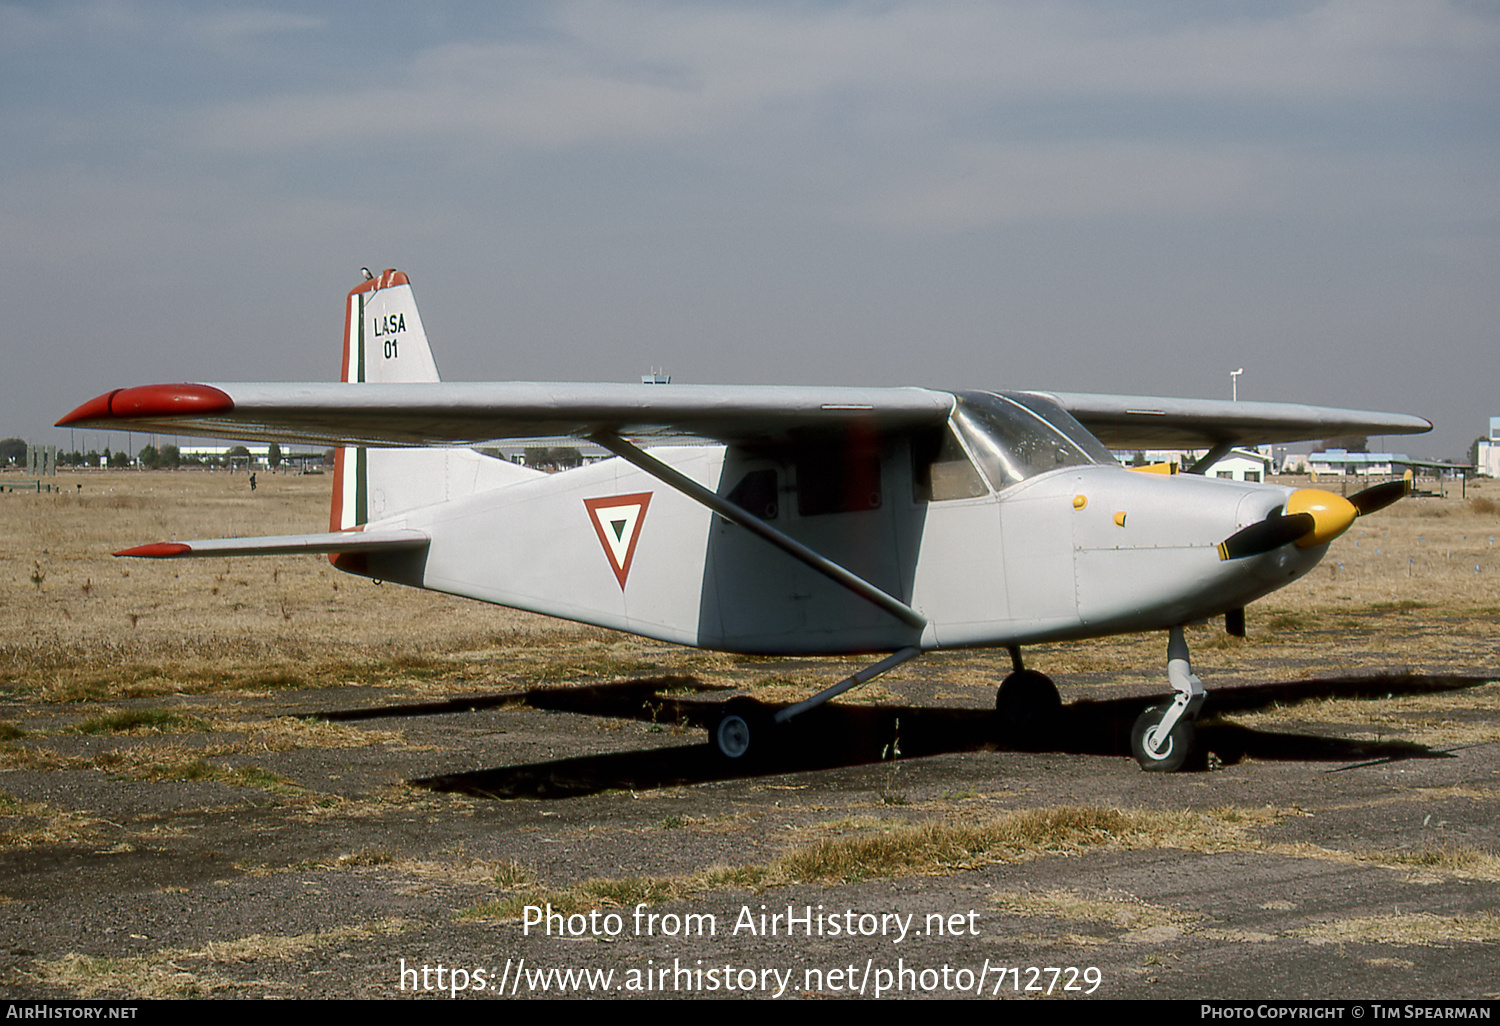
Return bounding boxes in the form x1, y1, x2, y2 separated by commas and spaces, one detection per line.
315, 672, 1493, 801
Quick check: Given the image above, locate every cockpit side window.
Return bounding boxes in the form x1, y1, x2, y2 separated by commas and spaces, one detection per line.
953, 391, 1115, 490
726, 468, 780, 519
912, 425, 989, 502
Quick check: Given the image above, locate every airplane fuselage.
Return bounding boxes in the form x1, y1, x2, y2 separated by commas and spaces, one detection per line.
348, 443, 1325, 656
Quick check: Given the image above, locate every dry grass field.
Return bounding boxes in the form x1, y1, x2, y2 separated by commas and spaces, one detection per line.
5, 469, 1497, 705
2, 467, 1498, 1000
1, 469, 634, 697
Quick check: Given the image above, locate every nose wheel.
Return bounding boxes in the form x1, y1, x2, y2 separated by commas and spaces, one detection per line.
1130, 703, 1195, 772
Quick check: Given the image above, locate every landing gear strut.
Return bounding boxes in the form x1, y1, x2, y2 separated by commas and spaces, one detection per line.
708, 647, 922, 765
1130, 625, 1205, 772
995, 646, 1061, 748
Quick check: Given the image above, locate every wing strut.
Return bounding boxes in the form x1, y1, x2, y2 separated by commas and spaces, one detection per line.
1185, 440, 1238, 476
588, 432, 928, 631
773, 646, 922, 724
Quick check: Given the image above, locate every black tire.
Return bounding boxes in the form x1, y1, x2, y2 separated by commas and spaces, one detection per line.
711, 698, 772, 763
1130, 703, 1195, 772
995, 669, 1062, 749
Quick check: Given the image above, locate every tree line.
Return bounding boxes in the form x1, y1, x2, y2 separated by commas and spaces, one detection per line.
1, 438, 286, 469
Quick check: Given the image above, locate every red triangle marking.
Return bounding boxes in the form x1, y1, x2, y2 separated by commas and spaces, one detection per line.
583, 492, 653, 590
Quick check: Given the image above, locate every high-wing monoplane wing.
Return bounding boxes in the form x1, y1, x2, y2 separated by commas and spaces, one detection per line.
57, 382, 954, 447
59, 381, 1430, 450
1039, 391, 1431, 449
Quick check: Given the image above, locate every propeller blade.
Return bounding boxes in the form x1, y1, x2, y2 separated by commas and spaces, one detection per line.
1348, 478, 1411, 516
1217, 479, 1407, 563
1217, 512, 1315, 560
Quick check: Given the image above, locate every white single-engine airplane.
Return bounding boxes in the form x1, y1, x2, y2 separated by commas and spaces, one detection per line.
61, 269, 1431, 772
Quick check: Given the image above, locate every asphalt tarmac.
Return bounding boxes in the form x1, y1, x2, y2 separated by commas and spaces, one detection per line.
2, 661, 1497, 1001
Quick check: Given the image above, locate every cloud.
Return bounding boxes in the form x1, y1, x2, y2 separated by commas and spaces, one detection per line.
839, 142, 1282, 231
0, 1, 323, 55
184, 8, 325, 49
5, 1, 1497, 456
184, 0, 1499, 155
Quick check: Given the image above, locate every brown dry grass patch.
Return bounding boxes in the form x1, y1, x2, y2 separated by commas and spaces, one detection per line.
30, 919, 407, 998
1364, 842, 1500, 877
0, 792, 101, 849
1222, 683, 1500, 748
992, 888, 1205, 931
223, 716, 415, 752
1296, 911, 1500, 947
464, 804, 1287, 920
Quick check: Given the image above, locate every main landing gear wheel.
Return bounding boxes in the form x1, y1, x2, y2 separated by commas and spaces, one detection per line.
711, 698, 774, 764
1130, 703, 1195, 772
995, 670, 1062, 749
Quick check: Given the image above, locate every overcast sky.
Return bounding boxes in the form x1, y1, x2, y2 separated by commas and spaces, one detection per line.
6, 1, 1497, 460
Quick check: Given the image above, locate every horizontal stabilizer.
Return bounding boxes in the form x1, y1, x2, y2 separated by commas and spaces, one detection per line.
115, 528, 430, 559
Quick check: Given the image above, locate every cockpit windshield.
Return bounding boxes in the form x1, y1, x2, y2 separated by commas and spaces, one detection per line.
952, 391, 1118, 490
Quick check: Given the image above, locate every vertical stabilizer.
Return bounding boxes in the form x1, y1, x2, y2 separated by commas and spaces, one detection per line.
331, 269, 536, 533
341, 269, 440, 386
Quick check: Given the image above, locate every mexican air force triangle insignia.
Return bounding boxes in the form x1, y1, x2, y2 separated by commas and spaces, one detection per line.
583, 492, 653, 590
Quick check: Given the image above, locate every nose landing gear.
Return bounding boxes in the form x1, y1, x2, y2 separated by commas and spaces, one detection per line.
1130, 625, 1206, 772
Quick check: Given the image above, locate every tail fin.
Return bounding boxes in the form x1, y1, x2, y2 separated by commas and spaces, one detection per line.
340, 269, 441, 385
331, 269, 535, 532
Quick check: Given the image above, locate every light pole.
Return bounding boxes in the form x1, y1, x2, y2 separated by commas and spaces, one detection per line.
1230, 368, 1244, 402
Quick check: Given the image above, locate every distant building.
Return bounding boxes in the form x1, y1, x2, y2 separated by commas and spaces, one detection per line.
178, 444, 264, 465
1306, 449, 1468, 482
1307, 448, 1402, 478
1476, 417, 1500, 478
174, 445, 324, 469
1203, 449, 1272, 483
1120, 446, 1272, 482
